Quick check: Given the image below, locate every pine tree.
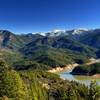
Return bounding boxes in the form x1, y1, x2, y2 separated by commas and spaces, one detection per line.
89, 81, 100, 100
0, 61, 29, 100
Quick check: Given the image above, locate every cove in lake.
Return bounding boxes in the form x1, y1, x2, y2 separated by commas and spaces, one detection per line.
59, 71, 100, 86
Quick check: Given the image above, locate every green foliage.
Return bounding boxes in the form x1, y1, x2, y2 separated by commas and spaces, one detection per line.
0, 30, 39, 49
0, 61, 100, 100
79, 31, 100, 48
48, 80, 89, 100
20, 35, 97, 68
88, 81, 100, 100
0, 49, 24, 66
13, 60, 50, 70
0, 31, 97, 70
20, 71, 50, 100
0, 61, 29, 100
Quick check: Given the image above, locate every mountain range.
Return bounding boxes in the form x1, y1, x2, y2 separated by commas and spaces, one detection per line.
0, 28, 100, 69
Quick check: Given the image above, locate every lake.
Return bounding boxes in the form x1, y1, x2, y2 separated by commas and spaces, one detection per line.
59, 71, 100, 86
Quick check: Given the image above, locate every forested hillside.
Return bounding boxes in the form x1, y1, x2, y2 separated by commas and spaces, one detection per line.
0, 61, 100, 100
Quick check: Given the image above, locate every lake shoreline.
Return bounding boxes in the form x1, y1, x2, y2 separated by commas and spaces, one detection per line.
48, 64, 100, 79
92, 74, 100, 78
48, 63, 79, 73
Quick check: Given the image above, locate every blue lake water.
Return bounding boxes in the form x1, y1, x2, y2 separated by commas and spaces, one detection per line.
59, 71, 100, 86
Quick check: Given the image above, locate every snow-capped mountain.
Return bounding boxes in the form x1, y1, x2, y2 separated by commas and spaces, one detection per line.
35, 29, 65, 37
36, 32, 46, 36
53, 29, 65, 33
35, 28, 90, 37
66, 28, 89, 35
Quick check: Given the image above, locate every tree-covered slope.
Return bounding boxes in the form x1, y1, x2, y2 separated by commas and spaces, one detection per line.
0, 29, 99, 69
0, 30, 43, 49
78, 29, 100, 48
0, 61, 100, 100
0, 48, 24, 66
20, 36, 97, 67
71, 62, 100, 75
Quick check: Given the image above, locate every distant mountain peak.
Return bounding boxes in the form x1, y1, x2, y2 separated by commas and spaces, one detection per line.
71, 28, 89, 35
53, 29, 65, 33
34, 28, 90, 37
36, 32, 46, 36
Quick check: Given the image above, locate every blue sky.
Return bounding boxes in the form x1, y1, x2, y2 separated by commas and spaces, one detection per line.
0, 0, 100, 33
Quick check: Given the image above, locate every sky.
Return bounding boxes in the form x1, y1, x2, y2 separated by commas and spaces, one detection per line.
0, 0, 100, 33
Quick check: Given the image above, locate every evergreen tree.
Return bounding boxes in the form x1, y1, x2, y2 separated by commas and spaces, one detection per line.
89, 81, 100, 100
0, 61, 29, 100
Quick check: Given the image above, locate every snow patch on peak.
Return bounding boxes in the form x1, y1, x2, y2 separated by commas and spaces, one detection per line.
53, 29, 65, 33
33, 28, 90, 37
72, 28, 89, 35
33, 32, 46, 36
76, 28, 89, 31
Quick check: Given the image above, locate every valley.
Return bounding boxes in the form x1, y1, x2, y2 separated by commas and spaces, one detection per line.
0, 29, 100, 100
